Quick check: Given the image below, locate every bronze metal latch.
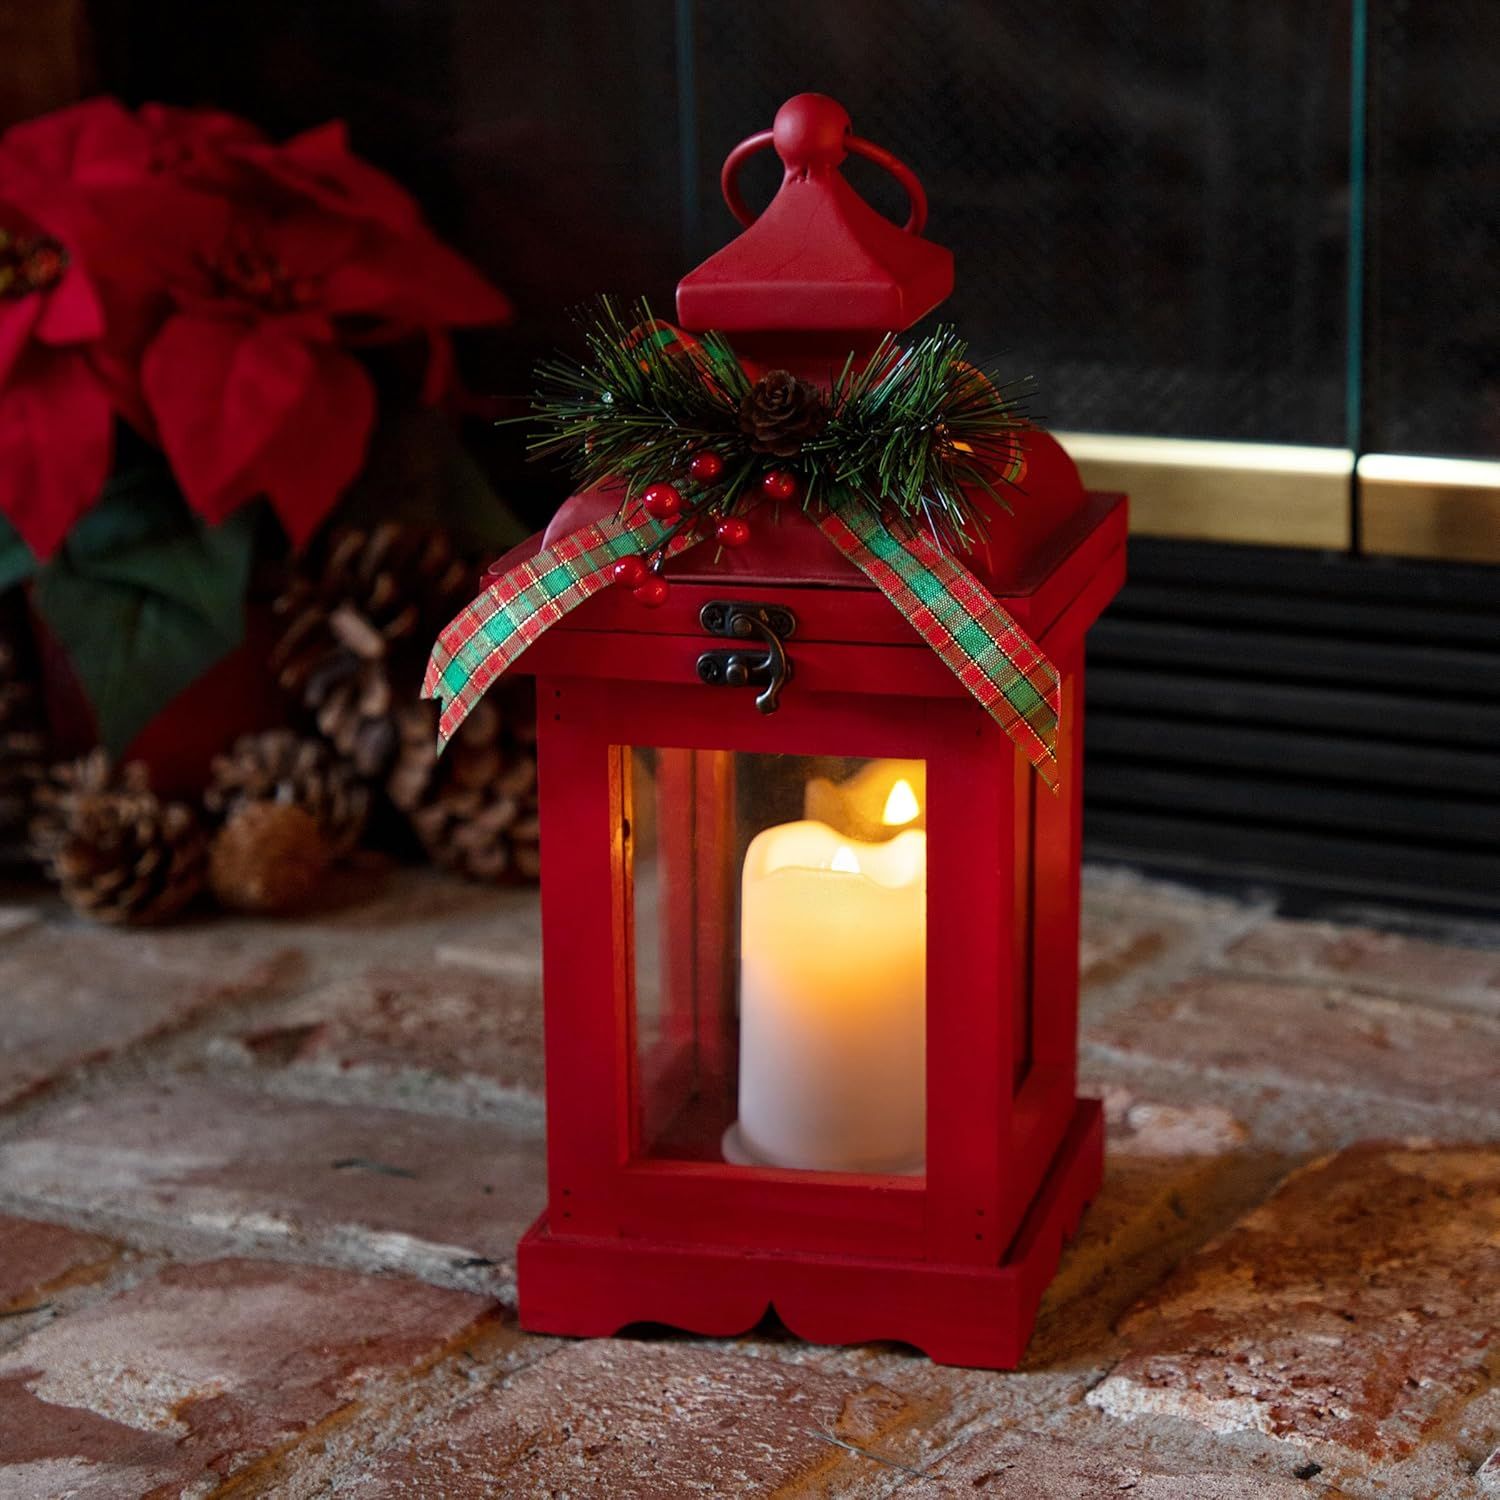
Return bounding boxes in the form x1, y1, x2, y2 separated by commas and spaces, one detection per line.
695, 601, 795, 714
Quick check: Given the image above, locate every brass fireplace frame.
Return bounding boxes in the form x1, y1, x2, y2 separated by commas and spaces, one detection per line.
1055, 434, 1500, 565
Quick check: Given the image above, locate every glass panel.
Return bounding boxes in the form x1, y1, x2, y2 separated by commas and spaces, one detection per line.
689, 0, 1352, 445
111, 3, 1362, 459
1366, 0, 1500, 458
628, 749, 928, 1175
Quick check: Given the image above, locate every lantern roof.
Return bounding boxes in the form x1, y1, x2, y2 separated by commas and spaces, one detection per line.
675, 94, 954, 337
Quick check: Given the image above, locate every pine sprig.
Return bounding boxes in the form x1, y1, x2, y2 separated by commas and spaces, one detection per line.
523, 297, 1031, 552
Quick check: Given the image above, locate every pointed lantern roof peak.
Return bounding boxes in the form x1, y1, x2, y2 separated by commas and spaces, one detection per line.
675, 94, 954, 340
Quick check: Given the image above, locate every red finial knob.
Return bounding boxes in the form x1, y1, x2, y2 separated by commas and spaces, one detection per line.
717, 95, 930, 236
772, 94, 850, 174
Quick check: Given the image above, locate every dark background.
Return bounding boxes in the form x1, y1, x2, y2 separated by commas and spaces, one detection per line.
70, 2, 1500, 911
88, 1, 1499, 478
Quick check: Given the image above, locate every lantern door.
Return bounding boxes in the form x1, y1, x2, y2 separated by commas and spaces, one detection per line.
530, 626, 1079, 1268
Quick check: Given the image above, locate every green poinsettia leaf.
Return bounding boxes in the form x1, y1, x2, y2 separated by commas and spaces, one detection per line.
63, 460, 189, 560
33, 498, 258, 756
336, 407, 528, 554
0, 515, 40, 595
67, 505, 259, 636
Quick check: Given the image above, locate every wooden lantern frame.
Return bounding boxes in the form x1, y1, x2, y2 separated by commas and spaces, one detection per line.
515, 492, 1125, 1369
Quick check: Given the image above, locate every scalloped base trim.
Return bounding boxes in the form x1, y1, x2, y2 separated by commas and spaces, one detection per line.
517, 1097, 1102, 1370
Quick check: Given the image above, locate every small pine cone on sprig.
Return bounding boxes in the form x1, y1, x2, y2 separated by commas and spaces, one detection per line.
271, 523, 473, 779
0, 628, 47, 843
205, 729, 369, 858
387, 683, 539, 883
30, 751, 207, 926
739, 369, 828, 457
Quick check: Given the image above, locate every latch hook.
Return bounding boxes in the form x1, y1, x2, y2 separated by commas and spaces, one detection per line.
696, 602, 795, 714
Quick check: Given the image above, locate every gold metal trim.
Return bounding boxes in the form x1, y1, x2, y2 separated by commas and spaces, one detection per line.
1051, 432, 1353, 549
1357, 453, 1500, 565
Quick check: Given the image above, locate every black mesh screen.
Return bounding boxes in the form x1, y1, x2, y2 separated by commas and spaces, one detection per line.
1366, 0, 1500, 458
688, 0, 1351, 443
100, 0, 1353, 447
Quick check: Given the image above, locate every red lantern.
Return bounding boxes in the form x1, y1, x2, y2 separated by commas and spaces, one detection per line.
479, 95, 1126, 1368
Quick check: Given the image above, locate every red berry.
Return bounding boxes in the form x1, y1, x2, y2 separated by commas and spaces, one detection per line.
642, 482, 683, 519
715, 516, 751, 548
611, 555, 648, 587
689, 451, 726, 484
761, 468, 800, 503
633, 576, 670, 608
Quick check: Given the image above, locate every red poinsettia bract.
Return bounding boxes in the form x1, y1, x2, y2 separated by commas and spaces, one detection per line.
0, 98, 187, 557
0, 98, 510, 555
0, 208, 114, 558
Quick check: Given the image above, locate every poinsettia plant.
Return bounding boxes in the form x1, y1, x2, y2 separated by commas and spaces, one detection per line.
0, 98, 521, 752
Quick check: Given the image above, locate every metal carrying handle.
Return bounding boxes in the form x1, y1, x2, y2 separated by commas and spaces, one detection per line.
720, 96, 929, 236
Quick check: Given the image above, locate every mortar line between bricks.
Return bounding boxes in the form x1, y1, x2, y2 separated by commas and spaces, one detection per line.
1080, 1042, 1500, 1130
0, 958, 549, 1145
1168, 961, 1500, 1015
212, 1060, 548, 1131
809, 1425, 935, 1479
0, 1187, 519, 1302
154, 954, 553, 1130
1208, 961, 1500, 1016
842, 1354, 1137, 1499
0, 947, 323, 1143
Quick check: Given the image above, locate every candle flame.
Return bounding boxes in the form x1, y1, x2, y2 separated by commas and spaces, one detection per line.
882, 778, 920, 826
829, 845, 861, 874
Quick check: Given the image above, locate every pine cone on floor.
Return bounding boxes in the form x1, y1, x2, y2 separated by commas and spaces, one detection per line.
387, 683, 539, 882
271, 524, 472, 779
205, 729, 369, 858
30, 751, 207, 925
209, 800, 329, 914
0, 629, 46, 842
739, 369, 828, 457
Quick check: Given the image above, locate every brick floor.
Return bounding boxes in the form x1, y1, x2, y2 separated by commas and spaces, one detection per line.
0, 1078, 545, 1290
898, 1432, 1321, 1497
1086, 974, 1500, 1113
1089, 1144, 1500, 1463
345, 1341, 924, 1497
0, 868, 1494, 1498
1026, 1090, 1269, 1362
1227, 917, 1500, 1012
0, 1217, 116, 1312
220, 961, 546, 1100
0, 926, 299, 1107
0, 1258, 496, 1497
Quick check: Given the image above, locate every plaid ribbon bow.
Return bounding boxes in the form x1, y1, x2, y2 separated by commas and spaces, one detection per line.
425, 504, 1061, 788
425, 329, 1062, 787
816, 503, 1059, 785
423, 507, 704, 739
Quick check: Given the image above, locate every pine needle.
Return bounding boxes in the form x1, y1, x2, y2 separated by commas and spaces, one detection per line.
520, 297, 1033, 553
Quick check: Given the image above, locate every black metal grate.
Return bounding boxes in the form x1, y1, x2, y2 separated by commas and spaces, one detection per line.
1086, 539, 1500, 910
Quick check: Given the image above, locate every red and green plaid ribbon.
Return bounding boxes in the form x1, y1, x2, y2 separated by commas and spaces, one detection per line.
816, 503, 1060, 787
623, 317, 703, 366
423, 508, 702, 746
425, 499, 1059, 783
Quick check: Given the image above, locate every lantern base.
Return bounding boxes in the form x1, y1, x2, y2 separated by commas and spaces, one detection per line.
517, 1097, 1102, 1370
